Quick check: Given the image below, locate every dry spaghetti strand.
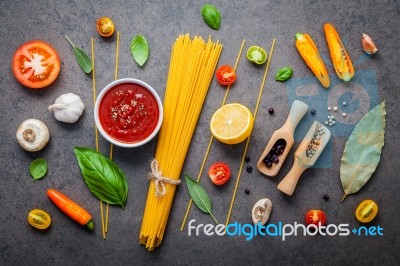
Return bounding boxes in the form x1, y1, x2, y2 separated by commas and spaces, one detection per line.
91, 37, 107, 239
180, 39, 246, 232
225, 38, 276, 226
103, 31, 121, 235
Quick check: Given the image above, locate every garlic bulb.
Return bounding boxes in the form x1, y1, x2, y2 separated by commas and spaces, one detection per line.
16, 119, 50, 152
362, 33, 378, 55
48, 93, 85, 123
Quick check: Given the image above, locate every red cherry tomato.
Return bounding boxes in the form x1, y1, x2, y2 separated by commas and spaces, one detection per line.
208, 162, 231, 185
215, 65, 236, 86
12, 40, 61, 89
305, 210, 327, 226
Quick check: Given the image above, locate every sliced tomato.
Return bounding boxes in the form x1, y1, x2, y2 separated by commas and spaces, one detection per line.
355, 199, 378, 223
12, 40, 61, 89
96, 17, 115, 37
28, 209, 51, 230
208, 162, 231, 185
216, 65, 236, 86
305, 210, 327, 226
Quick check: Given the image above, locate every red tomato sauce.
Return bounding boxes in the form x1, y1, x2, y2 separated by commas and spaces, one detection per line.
99, 83, 159, 143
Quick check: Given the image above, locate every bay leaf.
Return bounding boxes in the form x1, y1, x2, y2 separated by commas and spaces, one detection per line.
184, 175, 218, 224
74, 147, 128, 208
340, 101, 386, 202
65, 35, 92, 73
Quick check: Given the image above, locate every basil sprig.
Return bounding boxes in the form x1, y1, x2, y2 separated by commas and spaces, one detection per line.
74, 147, 128, 208
202, 4, 221, 30
275, 67, 293, 82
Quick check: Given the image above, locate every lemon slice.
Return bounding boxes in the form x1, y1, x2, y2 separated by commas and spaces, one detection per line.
210, 103, 254, 144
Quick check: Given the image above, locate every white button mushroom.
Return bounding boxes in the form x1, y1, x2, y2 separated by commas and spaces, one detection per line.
48, 93, 85, 123
16, 119, 50, 152
251, 198, 272, 225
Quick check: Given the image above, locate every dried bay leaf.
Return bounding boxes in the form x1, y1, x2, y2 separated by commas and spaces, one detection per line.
340, 101, 386, 202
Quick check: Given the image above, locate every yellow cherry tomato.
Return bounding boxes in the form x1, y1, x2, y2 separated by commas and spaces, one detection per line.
96, 17, 115, 37
355, 199, 378, 223
28, 209, 51, 230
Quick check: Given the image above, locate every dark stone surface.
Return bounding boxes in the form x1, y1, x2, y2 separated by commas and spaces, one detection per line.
1, 0, 399, 265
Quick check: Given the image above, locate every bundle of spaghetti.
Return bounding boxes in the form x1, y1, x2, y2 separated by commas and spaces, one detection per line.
140, 34, 222, 250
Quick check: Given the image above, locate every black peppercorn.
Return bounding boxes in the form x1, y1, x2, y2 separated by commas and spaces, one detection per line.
246, 165, 253, 173
268, 108, 274, 114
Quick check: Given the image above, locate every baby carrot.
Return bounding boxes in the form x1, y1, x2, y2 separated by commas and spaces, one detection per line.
47, 189, 94, 231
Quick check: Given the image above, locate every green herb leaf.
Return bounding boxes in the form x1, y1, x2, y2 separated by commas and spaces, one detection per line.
340, 101, 386, 202
202, 4, 221, 30
130, 35, 149, 67
29, 158, 47, 180
65, 35, 92, 74
275, 67, 293, 81
184, 175, 218, 224
73, 147, 128, 208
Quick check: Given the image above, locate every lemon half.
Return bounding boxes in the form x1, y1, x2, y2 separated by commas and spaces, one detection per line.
210, 103, 254, 144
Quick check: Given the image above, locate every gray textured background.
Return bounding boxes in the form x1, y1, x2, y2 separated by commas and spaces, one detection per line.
1, 0, 399, 265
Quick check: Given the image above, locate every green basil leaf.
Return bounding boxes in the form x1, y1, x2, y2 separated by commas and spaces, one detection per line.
275, 67, 293, 81
65, 35, 92, 74
202, 4, 221, 30
340, 101, 386, 201
29, 158, 47, 180
73, 147, 128, 208
184, 175, 218, 224
130, 35, 149, 67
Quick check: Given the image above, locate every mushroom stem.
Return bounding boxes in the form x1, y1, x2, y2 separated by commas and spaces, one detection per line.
23, 129, 36, 142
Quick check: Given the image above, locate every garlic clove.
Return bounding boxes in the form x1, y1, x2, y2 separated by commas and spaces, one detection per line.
16, 119, 50, 152
48, 93, 85, 123
362, 33, 378, 55
251, 198, 272, 225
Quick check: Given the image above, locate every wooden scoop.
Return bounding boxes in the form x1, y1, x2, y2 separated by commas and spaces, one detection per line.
257, 100, 308, 177
277, 121, 331, 196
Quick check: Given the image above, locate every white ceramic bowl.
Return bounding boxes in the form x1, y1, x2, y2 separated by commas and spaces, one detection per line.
94, 78, 163, 148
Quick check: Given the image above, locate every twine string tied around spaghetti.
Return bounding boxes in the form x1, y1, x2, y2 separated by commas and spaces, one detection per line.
148, 159, 181, 197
